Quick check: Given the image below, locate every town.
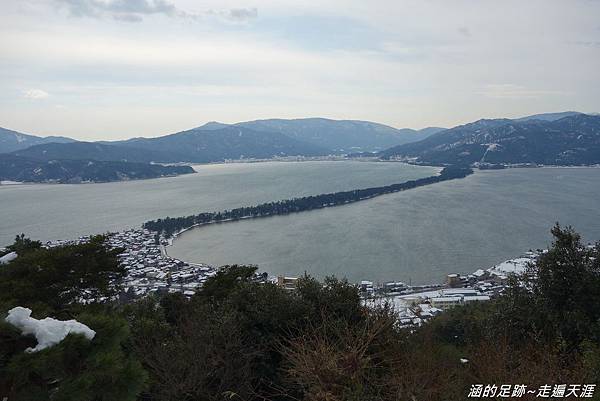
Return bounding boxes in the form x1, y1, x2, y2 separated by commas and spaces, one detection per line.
32, 226, 540, 327
43, 228, 218, 299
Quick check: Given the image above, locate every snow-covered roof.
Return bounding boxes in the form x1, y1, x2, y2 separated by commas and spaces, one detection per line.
463, 295, 491, 302
431, 296, 462, 303
489, 257, 532, 275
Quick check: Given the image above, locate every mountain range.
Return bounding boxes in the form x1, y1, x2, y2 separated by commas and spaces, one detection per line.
108, 125, 330, 162
381, 113, 600, 166
0, 127, 75, 153
1, 112, 599, 183
11, 142, 178, 164
214, 118, 444, 152
0, 118, 439, 165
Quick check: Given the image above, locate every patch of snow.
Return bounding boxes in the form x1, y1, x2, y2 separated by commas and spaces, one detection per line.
0, 251, 17, 264
489, 257, 532, 275
5, 307, 96, 352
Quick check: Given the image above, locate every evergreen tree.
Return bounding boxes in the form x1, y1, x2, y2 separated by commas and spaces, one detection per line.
530, 223, 600, 350
0, 236, 146, 401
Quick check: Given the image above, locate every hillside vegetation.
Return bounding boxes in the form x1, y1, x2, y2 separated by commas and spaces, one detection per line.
1, 224, 599, 400
381, 114, 600, 166
0, 154, 194, 183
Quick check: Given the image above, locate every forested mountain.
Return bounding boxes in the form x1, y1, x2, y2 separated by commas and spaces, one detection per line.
5, 112, 596, 166
0, 154, 194, 183
111, 125, 330, 162
11, 141, 181, 163
0, 127, 75, 153
226, 118, 441, 152
381, 114, 600, 165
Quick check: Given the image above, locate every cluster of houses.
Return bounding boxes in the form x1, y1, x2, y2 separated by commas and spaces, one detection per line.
39, 227, 540, 322
106, 229, 216, 298
357, 251, 540, 328
44, 228, 217, 299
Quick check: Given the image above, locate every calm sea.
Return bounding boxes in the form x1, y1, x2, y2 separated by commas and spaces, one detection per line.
3, 162, 599, 285
0, 161, 437, 246
169, 167, 600, 284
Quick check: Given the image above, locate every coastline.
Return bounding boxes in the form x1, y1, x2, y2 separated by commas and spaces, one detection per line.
0, 158, 413, 187
159, 166, 468, 275
145, 166, 470, 238
163, 164, 600, 278
3, 157, 598, 187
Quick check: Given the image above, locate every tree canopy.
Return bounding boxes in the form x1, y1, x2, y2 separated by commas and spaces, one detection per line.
1, 224, 599, 401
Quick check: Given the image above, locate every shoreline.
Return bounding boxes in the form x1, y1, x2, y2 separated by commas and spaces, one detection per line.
3, 158, 598, 187
160, 166, 469, 277
162, 164, 600, 280
145, 166, 471, 238
0, 159, 408, 187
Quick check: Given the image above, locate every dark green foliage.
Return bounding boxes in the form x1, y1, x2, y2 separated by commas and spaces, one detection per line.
128, 266, 367, 401
0, 235, 126, 312
3, 225, 600, 400
144, 167, 473, 237
6, 234, 42, 255
0, 236, 146, 401
2, 311, 146, 401
196, 264, 261, 303
530, 224, 600, 350
295, 275, 363, 324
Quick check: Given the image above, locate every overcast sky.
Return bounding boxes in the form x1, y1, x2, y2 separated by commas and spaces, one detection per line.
1, 0, 599, 140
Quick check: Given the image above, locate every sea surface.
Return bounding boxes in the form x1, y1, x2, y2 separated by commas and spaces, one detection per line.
169, 167, 600, 284
0, 161, 437, 246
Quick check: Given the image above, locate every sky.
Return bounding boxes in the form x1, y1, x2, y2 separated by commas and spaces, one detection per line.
1, 0, 599, 140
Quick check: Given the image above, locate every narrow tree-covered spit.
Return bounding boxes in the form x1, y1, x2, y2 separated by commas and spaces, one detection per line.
144, 166, 473, 237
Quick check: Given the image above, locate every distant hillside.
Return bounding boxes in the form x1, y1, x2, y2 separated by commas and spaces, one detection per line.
0, 127, 75, 153
416, 127, 446, 136
1, 119, 441, 162
0, 154, 194, 183
380, 114, 600, 166
12, 142, 181, 164
515, 111, 583, 122
226, 118, 438, 152
111, 125, 329, 162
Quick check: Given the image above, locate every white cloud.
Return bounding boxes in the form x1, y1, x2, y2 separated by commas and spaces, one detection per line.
56, 0, 177, 20
23, 89, 50, 99
226, 7, 258, 21
52, 0, 258, 23
1, 0, 599, 138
